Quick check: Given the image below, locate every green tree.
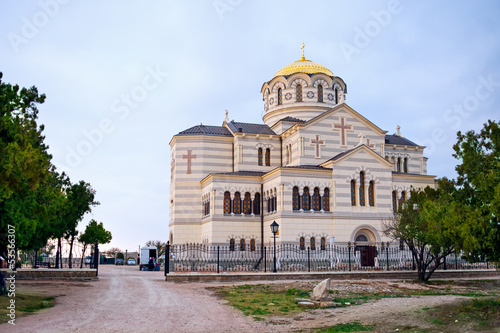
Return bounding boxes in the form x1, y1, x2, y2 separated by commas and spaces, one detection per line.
0, 72, 55, 257
78, 219, 112, 268
453, 120, 500, 261
383, 178, 483, 281
62, 181, 99, 268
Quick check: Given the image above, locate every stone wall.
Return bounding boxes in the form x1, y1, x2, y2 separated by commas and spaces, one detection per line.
0, 268, 97, 280
165, 269, 499, 283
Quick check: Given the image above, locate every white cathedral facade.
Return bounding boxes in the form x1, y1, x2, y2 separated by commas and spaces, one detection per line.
168, 51, 435, 251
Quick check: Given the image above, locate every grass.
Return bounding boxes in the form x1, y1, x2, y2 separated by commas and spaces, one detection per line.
315, 321, 374, 332
209, 284, 311, 318
423, 297, 500, 331
0, 293, 55, 323
209, 279, 500, 331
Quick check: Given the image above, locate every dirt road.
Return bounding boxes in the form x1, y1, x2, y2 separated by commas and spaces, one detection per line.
3, 265, 265, 333
4, 267, 498, 332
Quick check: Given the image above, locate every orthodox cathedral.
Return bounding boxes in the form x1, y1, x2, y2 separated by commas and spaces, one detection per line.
168, 47, 435, 251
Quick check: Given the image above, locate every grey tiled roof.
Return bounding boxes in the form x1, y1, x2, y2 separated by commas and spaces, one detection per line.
226, 121, 276, 135
178, 125, 232, 136
279, 116, 306, 123
212, 171, 266, 177
282, 165, 332, 170
385, 135, 419, 146
327, 149, 355, 162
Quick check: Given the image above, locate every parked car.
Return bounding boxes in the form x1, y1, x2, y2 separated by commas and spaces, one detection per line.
127, 258, 136, 265
115, 258, 124, 265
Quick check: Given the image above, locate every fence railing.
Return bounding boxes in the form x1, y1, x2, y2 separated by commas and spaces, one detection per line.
165, 242, 497, 274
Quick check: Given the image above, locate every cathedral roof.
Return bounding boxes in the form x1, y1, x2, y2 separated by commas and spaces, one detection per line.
177, 124, 232, 136
278, 116, 306, 123
282, 165, 332, 170
225, 121, 276, 135
273, 58, 334, 78
272, 45, 335, 78
212, 171, 266, 177
385, 135, 420, 146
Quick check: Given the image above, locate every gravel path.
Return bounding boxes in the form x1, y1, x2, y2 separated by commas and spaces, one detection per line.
3, 266, 266, 333
3, 267, 498, 332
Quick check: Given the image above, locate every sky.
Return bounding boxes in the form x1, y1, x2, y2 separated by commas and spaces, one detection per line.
1, 1, 499, 253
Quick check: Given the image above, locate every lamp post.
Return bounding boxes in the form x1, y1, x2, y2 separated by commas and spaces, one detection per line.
270, 221, 279, 273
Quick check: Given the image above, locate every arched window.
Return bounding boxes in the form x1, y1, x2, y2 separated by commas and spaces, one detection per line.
302, 187, 310, 211
310, 237, 316, 250
351, 180, 356, 206
250, 239, 256, 252
265, 148, 270, 166
229, 238, 235, 251
233, 192, 241, 214
318, 85, 323, 102
401, 191, 406, 204
335, 88, 339, 104
296, 84, 302, 102
368, 181, 375, 207
403, 157, 408, 173
224, 191, 231, 214
355, 234, 368, 242
240, 239, 245, 251
273, 195, 277, 212
320, 237, 326, 250
397, 157, 401, 172
312, 187, 321, 211
267, 196, 271, 213
253, 192, 261, 215
392, 191, 398, 212
322, 188, 330, 211
278, 88, 282, 105
293, 186, 300, 211
359, 171, 365, 206
258, 148, 263, 166
299, 237, 305, 250
243, 192, 252, 215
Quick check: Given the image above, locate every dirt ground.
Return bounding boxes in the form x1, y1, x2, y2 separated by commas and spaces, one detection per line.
1, 266, 498, 332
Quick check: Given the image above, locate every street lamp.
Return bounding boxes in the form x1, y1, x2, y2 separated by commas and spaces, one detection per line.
270, 221, 279, 273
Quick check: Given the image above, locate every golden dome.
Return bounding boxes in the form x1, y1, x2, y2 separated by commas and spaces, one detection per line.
273, 58, 334, 78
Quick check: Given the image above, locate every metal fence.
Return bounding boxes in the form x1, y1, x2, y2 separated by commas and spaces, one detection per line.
165, 242, 496, 274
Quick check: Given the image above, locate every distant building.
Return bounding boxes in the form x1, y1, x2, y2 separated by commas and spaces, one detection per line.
168, 48, 435, 251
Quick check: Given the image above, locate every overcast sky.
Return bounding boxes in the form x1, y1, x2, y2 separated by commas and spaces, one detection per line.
1, 1, 499, 252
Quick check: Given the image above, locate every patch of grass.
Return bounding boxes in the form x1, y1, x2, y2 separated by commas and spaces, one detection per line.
209, 284, 312, 318
424, 297, 500, 331
316, 321, 374, 332
0, 293, 55, 323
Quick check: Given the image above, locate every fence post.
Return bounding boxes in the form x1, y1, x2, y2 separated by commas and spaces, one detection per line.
386, 246, 389, 271
307, 247, 311, 272
348, 246, 351, 272
217, 246, 220, 274
165, 241, 170, 276
94, 242, 99, 277
264, 246, 267, 273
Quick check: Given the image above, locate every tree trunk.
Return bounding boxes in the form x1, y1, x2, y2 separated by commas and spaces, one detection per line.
68, 235, 75, 269
59, 238, 63, 268
80, 244, 87, 269
55, 237, 61, 268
